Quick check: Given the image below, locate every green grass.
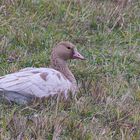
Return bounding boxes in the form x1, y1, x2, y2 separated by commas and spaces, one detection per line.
0, 0, 140, 139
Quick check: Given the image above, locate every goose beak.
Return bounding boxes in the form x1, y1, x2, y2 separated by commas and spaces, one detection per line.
73, 48, 85, 60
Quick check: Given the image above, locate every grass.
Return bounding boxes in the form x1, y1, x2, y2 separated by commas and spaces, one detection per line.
0, 0, 140, 139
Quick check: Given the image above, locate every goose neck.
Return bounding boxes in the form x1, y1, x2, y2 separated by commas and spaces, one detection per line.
51, 58, 76, 85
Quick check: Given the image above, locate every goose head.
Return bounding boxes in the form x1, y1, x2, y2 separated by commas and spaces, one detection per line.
51, 41, 85, 61
50, 41, 85, 85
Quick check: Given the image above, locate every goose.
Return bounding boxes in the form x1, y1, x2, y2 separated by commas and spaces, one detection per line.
0, 41, 85, 104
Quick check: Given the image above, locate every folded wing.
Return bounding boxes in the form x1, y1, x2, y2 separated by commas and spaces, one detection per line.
0, 68, 72, 104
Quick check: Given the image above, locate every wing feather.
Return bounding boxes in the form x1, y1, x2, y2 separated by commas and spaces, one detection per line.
0, 68, 72, 104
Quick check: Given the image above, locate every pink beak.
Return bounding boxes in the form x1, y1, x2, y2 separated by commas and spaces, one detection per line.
73, 48, 85, 60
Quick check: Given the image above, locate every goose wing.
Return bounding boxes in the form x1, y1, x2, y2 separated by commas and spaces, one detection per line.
0, 68, 71, 104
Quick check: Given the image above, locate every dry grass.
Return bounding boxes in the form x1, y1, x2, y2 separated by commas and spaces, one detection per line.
0, 0, 140, 139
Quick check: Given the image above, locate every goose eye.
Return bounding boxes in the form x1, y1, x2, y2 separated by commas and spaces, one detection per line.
67, 47, 71, 49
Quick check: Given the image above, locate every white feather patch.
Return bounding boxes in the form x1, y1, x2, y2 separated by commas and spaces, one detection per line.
0, 68, 73, 101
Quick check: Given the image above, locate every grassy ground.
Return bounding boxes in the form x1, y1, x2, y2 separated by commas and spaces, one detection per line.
0, 0, 140, 139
